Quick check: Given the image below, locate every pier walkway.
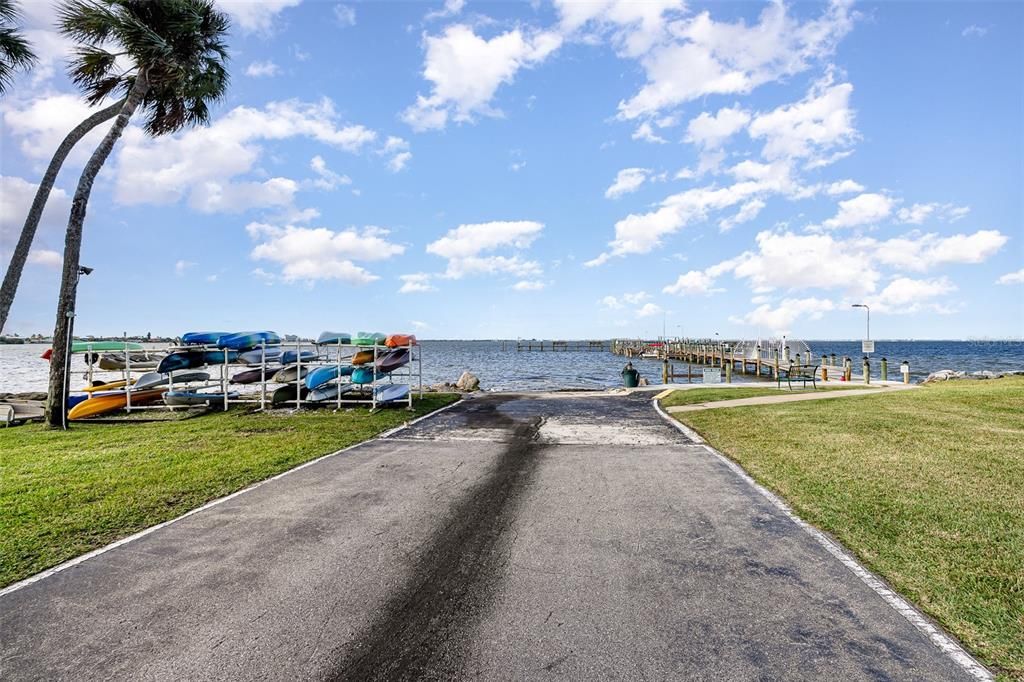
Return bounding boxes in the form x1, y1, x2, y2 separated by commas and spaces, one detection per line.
661, 384, 917, 413
0, 393, 973, 680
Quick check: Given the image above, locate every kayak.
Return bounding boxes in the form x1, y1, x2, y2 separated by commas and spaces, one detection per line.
271, 384, 310, 406
376, 348, 410, 374
216, 331, 281, 350
351, 350, 375, 365
41, 341, 145, 359
374, 384, 410, 404
385, 334, 417, 348
230, 368, 272, 384
272, 365, 309, 384
164, 390, 238, 407
351, 366, 377, 384
316, 331, 352, 345
81, 379, 134, 393
238, 347, 283, 365
281, 349, 318, 365
97, 352, 164, 370
181, 331, 230, 346
157, 350, 238, 374
68, 388, 167, 420
308, 383, 356, 402
134, 371, 210, 391
353, 331, 386, 346
305, 365, 354, 390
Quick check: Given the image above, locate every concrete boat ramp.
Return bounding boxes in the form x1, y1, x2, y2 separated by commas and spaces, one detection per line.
1, 392, 981, 680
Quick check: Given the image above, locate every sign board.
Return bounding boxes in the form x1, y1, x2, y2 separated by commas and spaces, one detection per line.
703, 368, 722, 384
862, 340, 875, 354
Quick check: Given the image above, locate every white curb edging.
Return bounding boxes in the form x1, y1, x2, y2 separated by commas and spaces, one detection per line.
0, 397, 464, 599
654, 398, 993, 681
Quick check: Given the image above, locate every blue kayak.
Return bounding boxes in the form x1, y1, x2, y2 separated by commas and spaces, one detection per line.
181, 331, 230, 346
308, 383, 356, 402
157, 350, 239, 374
351, 366, 377, 384
375, 384, 410, 403
216, 331, 281, 350
281, 349, 318, 365
316, 331, 352, 345
305, 365, 355, 390
238, 347, 283, 365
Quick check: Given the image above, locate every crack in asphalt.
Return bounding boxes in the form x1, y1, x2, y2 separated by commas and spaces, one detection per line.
325, 399, 545, 681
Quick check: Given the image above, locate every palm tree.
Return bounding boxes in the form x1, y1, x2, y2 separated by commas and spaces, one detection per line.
0, 0, 36, 94
44, 0, 230, 427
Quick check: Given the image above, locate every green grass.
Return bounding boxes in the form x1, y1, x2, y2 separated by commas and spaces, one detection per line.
0, 395, 459, 588
659, 383, 872, 408
669, 377, 1024, 680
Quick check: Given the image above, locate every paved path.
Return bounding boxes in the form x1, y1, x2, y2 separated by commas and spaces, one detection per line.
663, 385, 914, 413
1, 393, 975, 680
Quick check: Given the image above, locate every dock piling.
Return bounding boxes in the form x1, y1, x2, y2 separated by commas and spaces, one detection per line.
863, 356, 870, 384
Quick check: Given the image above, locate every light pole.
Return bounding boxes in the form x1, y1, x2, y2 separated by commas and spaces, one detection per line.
62, 266, 93, 430
851, 303, 870, 341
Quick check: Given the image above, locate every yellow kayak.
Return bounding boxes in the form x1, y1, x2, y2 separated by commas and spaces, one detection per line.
351, 350, 375, 365
80, 379, 135, 393
68, 389, 166, 420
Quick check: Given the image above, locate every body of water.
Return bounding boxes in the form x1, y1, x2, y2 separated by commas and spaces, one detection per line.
1, 340, 1022, 394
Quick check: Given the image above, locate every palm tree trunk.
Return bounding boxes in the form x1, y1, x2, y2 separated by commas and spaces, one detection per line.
0, 98, 125, 334
44, 72, 150, 427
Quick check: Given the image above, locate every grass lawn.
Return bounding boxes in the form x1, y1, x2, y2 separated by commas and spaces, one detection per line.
0, 394, 459, 588
659, 383, 873, 408
667, 377, 1024, 680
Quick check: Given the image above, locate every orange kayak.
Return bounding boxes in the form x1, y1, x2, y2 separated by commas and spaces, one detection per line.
81, 379, 135, 393
68, 389, 167, 420
385, 334, 417, 348
351, 350, 375, 365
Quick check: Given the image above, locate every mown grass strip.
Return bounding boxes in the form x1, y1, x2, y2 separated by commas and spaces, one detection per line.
659, 383, 870, 408
667, 377, 1023, 680
0, 394, 459, 588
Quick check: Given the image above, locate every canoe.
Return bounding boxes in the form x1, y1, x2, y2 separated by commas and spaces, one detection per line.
41, 341, 145, 359
317, 331, 351, 345
157, 350, 239, 374
305, 365, 354, 390
351, 350, 375, 365
81, 379, 134, 393
134, 371, 210, 391
163, 390, 238, 407
1, 401, 45, 425
181, 331, 230, 346
351, 366, 377, 384
375, 384, 410, 404
308, 383, 356, 402
353, 331, 386, 346
238, 347, 283, 365
68, 389, 167, 420
216, 331, 281, 350
376, 348, 410, 374
230, 368, 272, 384
98, 352, 164, 370
271, 384, 310, 406
281, 349, 318, 365
385, 334, 417, 348
272, 365, 309, 384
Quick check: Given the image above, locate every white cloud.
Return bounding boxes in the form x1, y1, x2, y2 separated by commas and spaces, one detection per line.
748, 76, 857, 164
819, 192, 893, 230
826, 179, 864, 195
555, 0, 685, 58
866, 276, 956, 314
426, 220, 544, 279
896, 202, 971, 225
997, 269, 1024, 285
962, 25, 988, 38
333, 4, 356, 26
636, 302, 663, 318
685, 105, 750, 149
632, 122, 667, 144
2, 94, 117, 166
245, 60, 281, 78
874, 230, 1008, 271
216, 0, 303, 34
718, 198, 765, 232
247, 222, 404, 284
616, 1, 855, 120
426, 0, 466, 21
112, 99, 381, 212
402, 24, 562, 131
27, 250, 62, 268
623, 291, 650, 304
411, 319, 430, 330
398, 273, 436, 294
663, 270, 723, 296
174, 260, 196, 276
730, 297, 835, 335
605, 168, 650, 199
0, 176, 71, 247
512, 280, 545, 291
309, 155, 351, 190
379, 136, 413, 172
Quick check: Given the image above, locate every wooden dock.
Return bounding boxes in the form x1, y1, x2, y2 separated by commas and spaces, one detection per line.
509, 339, 609, 352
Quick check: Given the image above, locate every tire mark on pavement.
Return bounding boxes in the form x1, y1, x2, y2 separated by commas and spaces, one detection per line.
326, 398, 544, 680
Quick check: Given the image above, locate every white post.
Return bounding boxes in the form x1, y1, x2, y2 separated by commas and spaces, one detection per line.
295, 341, 303, 411
125, 341, 132, 413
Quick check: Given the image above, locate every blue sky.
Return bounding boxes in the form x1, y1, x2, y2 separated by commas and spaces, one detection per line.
1, 0, 1022, 340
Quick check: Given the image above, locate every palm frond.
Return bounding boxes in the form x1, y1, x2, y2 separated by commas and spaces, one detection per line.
0, 0, 37, 94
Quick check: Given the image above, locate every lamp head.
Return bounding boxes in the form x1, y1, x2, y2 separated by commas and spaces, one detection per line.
78, 266, 94, 276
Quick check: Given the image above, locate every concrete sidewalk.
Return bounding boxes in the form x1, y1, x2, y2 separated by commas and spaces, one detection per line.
0, 393, 978, 680
663, 384, 915, 413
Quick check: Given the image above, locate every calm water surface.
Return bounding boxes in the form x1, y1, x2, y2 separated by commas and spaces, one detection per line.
1, 340, 1022, 394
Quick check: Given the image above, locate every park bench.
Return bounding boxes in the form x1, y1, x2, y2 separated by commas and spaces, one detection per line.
778, 364, 819, 390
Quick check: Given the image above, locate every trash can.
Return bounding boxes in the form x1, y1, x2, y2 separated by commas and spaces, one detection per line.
621, 362, 640, 388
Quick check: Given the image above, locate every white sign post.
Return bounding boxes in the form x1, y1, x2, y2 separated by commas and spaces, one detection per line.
703, 368, 722, 384
862, 340, 875, 354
